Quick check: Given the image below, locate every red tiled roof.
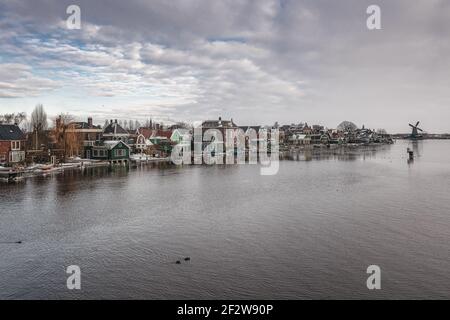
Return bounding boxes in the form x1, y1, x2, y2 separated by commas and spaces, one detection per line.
151, 130, 172, 139
137, 127, 153, 139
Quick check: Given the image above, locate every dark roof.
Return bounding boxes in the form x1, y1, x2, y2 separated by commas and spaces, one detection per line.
239, 126, 261, 132
103, 122, 128, 135
69, 122, 101, 130
0, 124, 25, 140
103, 140, 131, 150
202, 118, 237, 128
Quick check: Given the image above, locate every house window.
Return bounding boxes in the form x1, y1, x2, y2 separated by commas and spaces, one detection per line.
11, 141, 20, 150
115, 149, 125, 157
8, 151, 24, 163
93, 150, 98, 157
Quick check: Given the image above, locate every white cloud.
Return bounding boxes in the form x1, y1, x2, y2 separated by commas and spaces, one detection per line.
1, 0, 450, 131
0, 63, 59, 98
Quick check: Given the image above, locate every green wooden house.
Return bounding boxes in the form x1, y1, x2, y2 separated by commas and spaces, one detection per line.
170, 129, 190, 144
87, 140, 131, 164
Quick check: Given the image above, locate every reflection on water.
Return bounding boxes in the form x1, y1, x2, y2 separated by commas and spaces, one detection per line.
282, 144, 392, 162
410, 141, 421, 157
406, 141, 421, 165
1, 140, 450, 299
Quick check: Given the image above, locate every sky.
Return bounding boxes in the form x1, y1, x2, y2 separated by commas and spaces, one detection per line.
0, 0, 449, 133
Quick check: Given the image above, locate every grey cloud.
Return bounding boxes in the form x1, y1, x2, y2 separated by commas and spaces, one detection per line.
0, 63, 59, 98
1, 0, 449, 131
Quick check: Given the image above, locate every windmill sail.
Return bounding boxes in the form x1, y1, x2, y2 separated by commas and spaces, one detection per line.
408, 121, 424, 139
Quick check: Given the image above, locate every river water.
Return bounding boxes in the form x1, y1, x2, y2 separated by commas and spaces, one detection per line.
0, 140, 449, 299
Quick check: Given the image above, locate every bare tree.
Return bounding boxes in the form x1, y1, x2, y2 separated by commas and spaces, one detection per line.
20, 120, 33, 133
31, 104, 48, 149
0, 112, 27, 125
14, 112, 27, 125
3, 114, 14, 124
53, 113, 77, 159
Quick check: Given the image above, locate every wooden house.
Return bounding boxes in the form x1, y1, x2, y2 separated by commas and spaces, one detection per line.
65, 117, 102, 158
170, 128, 191, 144
88, 140, 131, 165
135, 128, 157, 155
102, 119, 129, 141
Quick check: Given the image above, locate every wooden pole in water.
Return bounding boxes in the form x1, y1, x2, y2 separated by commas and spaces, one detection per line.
407, 148, 414, 160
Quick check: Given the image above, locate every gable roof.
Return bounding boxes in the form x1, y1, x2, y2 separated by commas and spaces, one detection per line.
68, 122, 101, 130
0, 124, 25, 140
103, 121, 128, 135
103, 140, 131, 150
172, 128, 190, 135
150, 130, 172, 139
137, 127, 153, 139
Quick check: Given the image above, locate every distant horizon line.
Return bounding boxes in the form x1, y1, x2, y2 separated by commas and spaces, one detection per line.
2, 109, 447, 134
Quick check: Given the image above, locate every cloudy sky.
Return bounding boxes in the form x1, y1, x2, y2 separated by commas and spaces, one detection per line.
0, 0, 449, 132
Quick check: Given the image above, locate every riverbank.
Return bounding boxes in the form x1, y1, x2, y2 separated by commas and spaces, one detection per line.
1, 142, 395, 183
0, 156, 171, 183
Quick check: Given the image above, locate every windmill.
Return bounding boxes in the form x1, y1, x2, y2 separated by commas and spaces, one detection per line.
409, 121, 423, 139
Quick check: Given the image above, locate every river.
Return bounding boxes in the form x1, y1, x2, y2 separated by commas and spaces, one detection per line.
0, 140, 449, 299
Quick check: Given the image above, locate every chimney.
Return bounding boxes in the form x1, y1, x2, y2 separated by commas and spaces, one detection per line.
114, 119, 118, 124
219, 116, 222, 121
87, 117, 93, 127
110, 119, 113, 124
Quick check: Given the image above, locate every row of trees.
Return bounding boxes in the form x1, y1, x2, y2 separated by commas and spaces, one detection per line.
2, 105, 189, 135
0, 112, 27, 125
0, 105, 48, 132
